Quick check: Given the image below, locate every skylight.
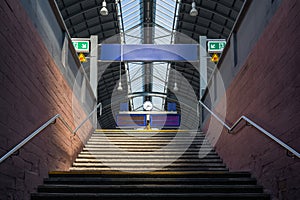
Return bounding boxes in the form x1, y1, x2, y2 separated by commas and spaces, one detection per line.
118, 0, 178, 111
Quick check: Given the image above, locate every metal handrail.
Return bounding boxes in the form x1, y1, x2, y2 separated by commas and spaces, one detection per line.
0, 102, 102, 164
73, 102, 102, 134
199, 100, 300, 159
0, 114, 60, 163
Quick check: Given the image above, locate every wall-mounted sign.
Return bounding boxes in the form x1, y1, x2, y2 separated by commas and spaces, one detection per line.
207, 40, 226, 53
78, 53, 87, 62
211, 53, 219, 63
72, 41, 90, 53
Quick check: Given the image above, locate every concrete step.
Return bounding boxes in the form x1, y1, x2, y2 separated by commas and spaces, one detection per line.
32, 192, 270, 200
31, 131, 269, 200
92, 135, 205, 138
72, 162, 227, 168
90, 134, 205, 138
84, 145, 213, 149
77, 154, 221, 159
92, 131, 203, 133
74, 158, 223, 163
68, 167, 229, 172
47, 171, 253, 178
81, 150, 215, 154
44, 177, 257, 185
37, 184, 264, 193
89, 135, 205, 139
81, 149, 215, 153
86, 141, 210, 145
80, 150, 218, 155
88, 137, 207, 141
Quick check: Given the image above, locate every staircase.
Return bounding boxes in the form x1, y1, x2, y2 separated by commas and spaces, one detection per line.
31, 130, 270, 200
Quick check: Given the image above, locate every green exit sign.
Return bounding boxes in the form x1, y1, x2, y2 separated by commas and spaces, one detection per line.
207, 40, 226, 53
72, 41, 90, 53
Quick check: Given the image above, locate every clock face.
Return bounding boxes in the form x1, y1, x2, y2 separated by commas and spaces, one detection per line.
143, 101, 153, 111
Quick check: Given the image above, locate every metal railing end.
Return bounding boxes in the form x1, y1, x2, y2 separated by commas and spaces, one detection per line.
72, 130, 77, 135
286, 150, 300, 159
199, 100, 300, 159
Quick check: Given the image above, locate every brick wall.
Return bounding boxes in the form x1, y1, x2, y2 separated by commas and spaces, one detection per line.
0, 1, 92, 199
203, 0, 300, 199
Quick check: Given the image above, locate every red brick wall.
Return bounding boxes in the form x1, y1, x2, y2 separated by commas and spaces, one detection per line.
0, 1, 92, 199
203, 0, 300, 199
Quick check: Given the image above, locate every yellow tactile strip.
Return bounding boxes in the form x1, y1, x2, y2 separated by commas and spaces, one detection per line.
94, 129, 200, 133
49, 171, 227, 176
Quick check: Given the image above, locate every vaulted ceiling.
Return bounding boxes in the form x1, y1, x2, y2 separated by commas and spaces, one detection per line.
55, 0, 245, 128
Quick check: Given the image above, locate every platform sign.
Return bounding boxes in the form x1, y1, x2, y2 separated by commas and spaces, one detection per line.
100, 44, 199, 61
72, 41, 89, 53
207, 40, 226, 53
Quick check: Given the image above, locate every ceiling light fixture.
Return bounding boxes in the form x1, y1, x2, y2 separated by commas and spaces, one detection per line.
100, 0, 109, 16
190, 1, 198, 17
117, 62, 123, 91
117, 81, 123, 91
173, 82, 179, 92
173, 65, 179, 92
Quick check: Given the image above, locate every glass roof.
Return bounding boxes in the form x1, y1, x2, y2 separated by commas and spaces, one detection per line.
117, 0, 178, 111
55, 0, 246, 127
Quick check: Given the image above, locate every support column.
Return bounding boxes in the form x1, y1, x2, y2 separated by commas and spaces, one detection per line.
90, 35, 98, 99
90, 35, 98, 127
199, 36, 207, 99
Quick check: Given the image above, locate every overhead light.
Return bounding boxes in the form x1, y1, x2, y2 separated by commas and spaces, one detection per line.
117, 81, 123, 91
100, 0, 108, 16
190, 1, 198, 16
173, 64, 179, 92
117, 62, 123, 91
173, 82, 179, 91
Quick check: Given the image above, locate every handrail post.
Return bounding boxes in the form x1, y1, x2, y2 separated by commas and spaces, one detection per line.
197, 103, 199, 117
241, 116, 300, 159
100, 103, 102, 116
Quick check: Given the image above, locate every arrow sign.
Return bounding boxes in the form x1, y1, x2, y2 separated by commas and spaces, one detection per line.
72, 41, 90, 53
207, 40, 226, 53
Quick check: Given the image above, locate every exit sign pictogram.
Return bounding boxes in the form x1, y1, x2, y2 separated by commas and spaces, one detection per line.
72, 41, 90, 53
207, 40, 226, 53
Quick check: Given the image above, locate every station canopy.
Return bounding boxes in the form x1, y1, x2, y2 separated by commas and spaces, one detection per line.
55, 0, 245, 128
